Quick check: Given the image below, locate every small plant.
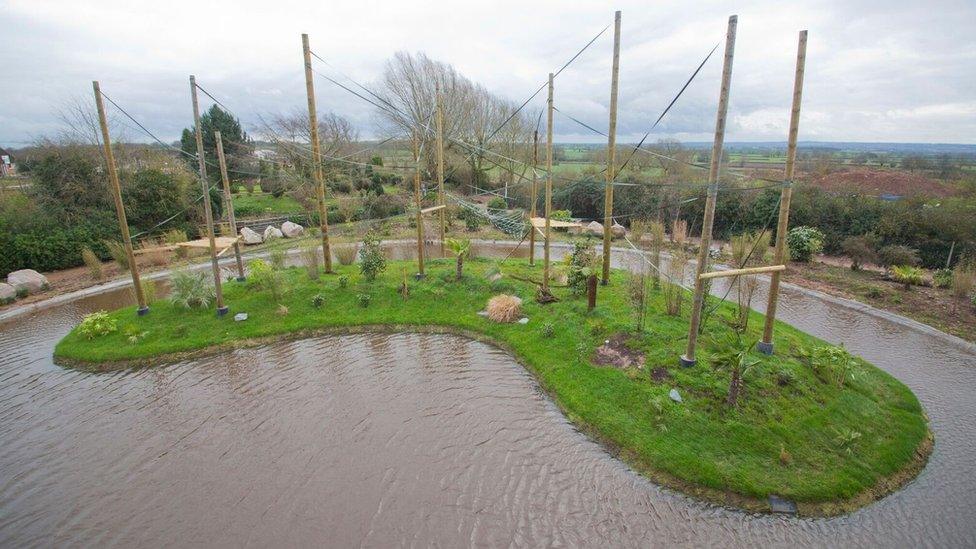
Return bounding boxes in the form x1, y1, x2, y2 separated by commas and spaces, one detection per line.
334, 243, 358, 266
486, 294, 522, 323
785, 226, 824, 263
446, 238, 471, 280
933, 268, 953, 289
78, 311, 118, 339
541, 322, 555, 338
841, 234, 879, 271
795, 344, 859, 387
16, 287, 28, 299
458, 207, 482, 231
338, 275, 349, 289
487, 196, 507, 210
711, 334, 761, 407
833, 427, 862, 454
628, 268, 648, 332
779, 444, 792, 466
359, 230, 387, 281
277, 304, 289, 316
865, 286, 885, 299
103, 239, 130, 271
130, 279, 157, 306
951, 262, 975, 307
311, 293, 325, 308
269, 246, 287, 270
566, 240, 597, 296
122, 324, 148, 344
878, 245, 920, 269
663, 250, 687, 316
550, 209, 572, 222
891, 265, 924, 290
301, 242, 320, 280
575, 340, 589, 363
81, 246, 104, 280
170, 268, 216, 309
162, 229, 187, 245
357, 293, 371, 308
248, 259, 285, 302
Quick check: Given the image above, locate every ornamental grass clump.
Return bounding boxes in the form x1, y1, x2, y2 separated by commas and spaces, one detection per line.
334, 243, 358, 266
81, 246, 103, 280
486, 294, 522, 323
170, 268, 216, 309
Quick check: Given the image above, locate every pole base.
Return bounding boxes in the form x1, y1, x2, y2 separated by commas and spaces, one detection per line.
414, 273, 426, 280
678, 355, 696, 368
216, 306, 229, 317
757, 341, 774, 355
235, 276, 246, 282
136, 306, 150, 317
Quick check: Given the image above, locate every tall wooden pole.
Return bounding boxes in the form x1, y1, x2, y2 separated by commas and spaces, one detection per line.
759, 30, 807, 355
601, 10, 622, 285
302, 33, 333, 273
680, 15, 738, 366
543, 73, 554, 291
190, 75, 228, 316
92, 81, 148, 316
529, 130, 539, 266
413, 131, 425, 277
214, 130, 246, 281
435, 85, 446, 256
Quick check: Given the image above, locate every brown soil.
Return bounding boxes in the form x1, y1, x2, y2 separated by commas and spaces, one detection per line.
593, 333, 646, 370
650, 367, 671, 383
805, 168, 956, 198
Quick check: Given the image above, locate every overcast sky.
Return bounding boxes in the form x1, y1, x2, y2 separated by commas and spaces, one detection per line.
2, 0, 975, 146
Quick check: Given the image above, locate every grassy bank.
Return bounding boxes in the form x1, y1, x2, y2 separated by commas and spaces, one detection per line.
54, 257, 929, 515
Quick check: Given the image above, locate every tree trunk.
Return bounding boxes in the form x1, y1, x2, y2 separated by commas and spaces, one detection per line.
587, 274, 598, 311
727, 366, 741, 407
456, 255, 464, 281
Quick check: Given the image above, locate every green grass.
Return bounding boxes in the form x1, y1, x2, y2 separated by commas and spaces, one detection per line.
55, 258, 928, 513
232, 191, 303, 217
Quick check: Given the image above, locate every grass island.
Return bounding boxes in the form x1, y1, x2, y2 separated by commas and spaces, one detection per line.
54, 256, 931, 516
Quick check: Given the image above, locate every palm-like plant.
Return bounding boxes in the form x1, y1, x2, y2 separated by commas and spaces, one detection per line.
712, 334, 761, 407
446, 238, 471, 280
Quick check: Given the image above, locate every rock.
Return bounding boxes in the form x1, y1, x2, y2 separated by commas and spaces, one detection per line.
768, 495, 797, 514
0, 283, 15, 303
488, 272, 503, 283
234, 313, 248, 322
240, 226, 263, 245
263, 225, 283, 241
669, 388, 682, 403
517, 317, 529, 324
7, 269, 48, 293
611, 222, 626, 239
281, 221, 304, 238
583, 220, 604, 236
476, 310, 489, 317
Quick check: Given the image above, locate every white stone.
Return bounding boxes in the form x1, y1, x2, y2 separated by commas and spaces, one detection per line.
7, 269, 48, 293
240, 226, 263, 245
263, 225, 283, 241
669, 388, 683, 403
0, 283, 15, 302
234, 313, 248, 322
281, 221, 304, 238
517, 317, 529, 324
583, 220, 604, 236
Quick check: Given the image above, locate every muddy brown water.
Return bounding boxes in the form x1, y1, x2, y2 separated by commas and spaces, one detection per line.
1, 242, 974, 547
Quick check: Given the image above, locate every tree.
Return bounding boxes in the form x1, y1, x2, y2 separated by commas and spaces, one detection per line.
445, 238, 471, 280
180, 105, 251, 182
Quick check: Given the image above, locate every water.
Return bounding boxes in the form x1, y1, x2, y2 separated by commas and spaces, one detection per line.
1, 243, 974, 547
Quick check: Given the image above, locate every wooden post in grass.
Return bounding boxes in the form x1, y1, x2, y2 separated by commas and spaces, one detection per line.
190, 75, 228, 316
759, 30, 807, 355
435, 85, 446, 256
680, 15, 737, 366
214, 130, 246, 281
92, 81, 148, 316
601, 10, 622, 286
302, 33, 333, 273
529, 129, 539, 266
543, 73, 554, 292
413, 131, 425, 278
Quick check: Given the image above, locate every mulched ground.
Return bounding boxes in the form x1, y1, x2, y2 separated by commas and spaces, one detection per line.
593, 333, 646, 370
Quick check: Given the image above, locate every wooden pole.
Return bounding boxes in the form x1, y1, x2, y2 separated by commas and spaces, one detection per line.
302, 33, 333, 273
92, 81, 148, 316
435, 85, 446, 256
543, 73, 554, 291
190, 75, 228, 316
214, 130, 246, 281
529, 130, 539, 266
601, 10, 622, 285
700, 264, 785, 280
681, 15, 737, 366
759, 30, 807, 355
413, 131, 425, 277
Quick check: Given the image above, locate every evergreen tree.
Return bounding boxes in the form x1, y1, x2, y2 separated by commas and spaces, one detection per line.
180, 105, 252, 182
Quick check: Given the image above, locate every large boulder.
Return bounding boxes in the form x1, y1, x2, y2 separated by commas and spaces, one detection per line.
7, 269, 48, 293
263, 225, 283, 241
0, 283, 16, 303
240, 226, 263, 245
583, 221, 604, 236
281, 221, 304, 238
611, 222, 626, 239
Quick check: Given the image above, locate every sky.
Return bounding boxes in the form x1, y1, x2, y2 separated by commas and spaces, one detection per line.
2, 0, 975, 147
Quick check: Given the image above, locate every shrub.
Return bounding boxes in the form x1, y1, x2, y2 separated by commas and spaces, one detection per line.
338, 275, 349, 289
162, 229, 188, 245
269, 246, 287, 270
891, 265, 924, 290
541, 322, 555, 338
247, 259, 285, 302
797, 345, 860, 387
550, 210, 572, 222
311, 293, 325, 308
841, 234, 879, 271
359, 230, 386, 281
458, 207, 482, 231
357, 293, 371, 308
103, 239, 130, 271
78, 311, 117, 339
952, 263, 975, 302
486, 294, 522, 323
488, 196, 508, 210
81, 246, 103, 280
567, 240, 597, 296
169, 268, 216, 308
786, 226, 824, 263
334, 243, 358, 266
878, 245, 920, 269
933, 268, 953, 289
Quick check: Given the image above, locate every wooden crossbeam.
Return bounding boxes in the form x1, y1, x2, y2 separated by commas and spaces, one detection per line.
420, 204, 446, 214
698, 264, 785, 280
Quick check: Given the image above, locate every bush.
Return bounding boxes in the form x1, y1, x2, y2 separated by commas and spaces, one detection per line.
488, 196, 507, 210
891, 265, 924, 290
247, 259, 285, 302
551, 210, 572, 222
541, 322, 555, 338
170, 268, 216, 308
841, 234, 879, 271
486, 294, 522, 323
359, 231, 386, 281
334, 243, 358, 266
78, 311, 117, 339
786, 226, 824, 263
878, 245, 920, 269
458, 207, 483, 231
311, 293, 325, 308
357, 293, 371, 308
81, 246, 103, 280
567, 240, 597, 296
338, 275, 349, 289
933, 268, 953, 289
